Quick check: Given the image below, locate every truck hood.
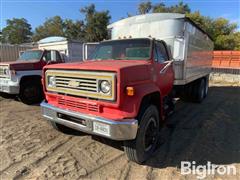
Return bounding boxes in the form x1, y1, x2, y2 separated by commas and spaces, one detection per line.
0, 60, 42, 71
44, 60, 150, 71
44, 60, 152, 83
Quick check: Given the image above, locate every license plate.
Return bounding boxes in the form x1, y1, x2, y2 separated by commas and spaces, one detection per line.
93, 122, 110, 136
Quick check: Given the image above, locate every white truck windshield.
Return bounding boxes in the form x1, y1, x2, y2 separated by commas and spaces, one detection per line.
91, 39, 151, 60
18, 50, 43, 61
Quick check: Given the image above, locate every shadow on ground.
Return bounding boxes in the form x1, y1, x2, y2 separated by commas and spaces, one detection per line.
147, 86, 240, 168
93, 86, 240, 168
0, 92, 42, 106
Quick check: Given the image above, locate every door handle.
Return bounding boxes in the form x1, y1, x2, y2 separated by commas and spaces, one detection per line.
159, 60, 173, 74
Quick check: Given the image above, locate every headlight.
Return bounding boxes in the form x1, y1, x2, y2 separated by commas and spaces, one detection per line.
3, 69, 9, 76
99, 80, 111, 94
48, 76, 56, 87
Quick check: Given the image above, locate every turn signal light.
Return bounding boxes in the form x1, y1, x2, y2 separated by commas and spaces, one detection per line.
126, 86, 135, 96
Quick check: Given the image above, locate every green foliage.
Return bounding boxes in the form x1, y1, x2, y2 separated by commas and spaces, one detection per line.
32, 16, 64, 41
152, 3, 168, 13
1, 18, 32, 44
151, 1, 190, 14
80, 4, 111, 42
32, 4, 110, 42
168, 1, 191, 14
215, 33, 240, 50
137, 1, 239, 50
187, 12, 239, 50
32, 16, 85, 42
138, 1, 152, 14
63, 19, 85, 41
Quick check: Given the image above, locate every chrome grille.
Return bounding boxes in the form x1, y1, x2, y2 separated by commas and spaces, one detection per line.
55, 76, 98, 93
0, 65, 9, 78
0, 68, 4, 76
45, 70, 116, 101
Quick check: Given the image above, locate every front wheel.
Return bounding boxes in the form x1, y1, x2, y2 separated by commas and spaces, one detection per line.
123, 105, 160, 164
19, 81, 43, 105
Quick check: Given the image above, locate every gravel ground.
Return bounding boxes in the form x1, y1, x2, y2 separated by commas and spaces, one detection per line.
0, 83, 239, 180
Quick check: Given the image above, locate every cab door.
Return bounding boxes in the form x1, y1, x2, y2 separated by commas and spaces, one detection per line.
153, 41, 174, 97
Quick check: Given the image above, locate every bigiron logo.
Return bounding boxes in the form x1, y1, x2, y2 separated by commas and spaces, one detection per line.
181, 161, 237, 179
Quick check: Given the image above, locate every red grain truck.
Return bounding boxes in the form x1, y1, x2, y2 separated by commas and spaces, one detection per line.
40, 14, 213, 163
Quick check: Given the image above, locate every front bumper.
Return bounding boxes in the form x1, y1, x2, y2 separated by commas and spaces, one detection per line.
41, 101, 138, 140
0, 78, 19, 94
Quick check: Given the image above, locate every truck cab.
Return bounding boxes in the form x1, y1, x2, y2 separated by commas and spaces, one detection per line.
0, 49, 63, 104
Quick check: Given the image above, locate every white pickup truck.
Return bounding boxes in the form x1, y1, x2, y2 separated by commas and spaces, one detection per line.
0, 36, 97, 104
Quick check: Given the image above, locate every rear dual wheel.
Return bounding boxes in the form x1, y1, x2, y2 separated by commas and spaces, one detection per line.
124, 105, 160, 164
204, 76, 209, 98
183, 77, 209, 103
193, 77, 209, 102
193, 78, 205, 102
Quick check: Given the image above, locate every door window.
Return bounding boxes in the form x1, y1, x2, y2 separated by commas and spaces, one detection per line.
154, 42, 169, 63
42, 51, 51, 62
42, 50, 62, 62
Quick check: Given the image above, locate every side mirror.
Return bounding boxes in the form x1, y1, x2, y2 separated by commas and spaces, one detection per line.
19, 51, 24, 57
173, 38, 185, 61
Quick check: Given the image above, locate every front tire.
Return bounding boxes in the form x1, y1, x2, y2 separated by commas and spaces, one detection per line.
123, 105, 160, 164
19, 81, 43, 105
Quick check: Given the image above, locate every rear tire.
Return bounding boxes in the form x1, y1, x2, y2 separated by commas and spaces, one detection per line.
204, 76, 209, 98
193, 78, 205, 103
19, 81, 43, 105
123, 105, 160, 164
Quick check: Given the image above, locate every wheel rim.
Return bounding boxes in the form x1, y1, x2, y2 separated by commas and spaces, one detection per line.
144, 117, 158, 152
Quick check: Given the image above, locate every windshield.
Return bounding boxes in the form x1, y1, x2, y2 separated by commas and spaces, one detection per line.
18, 50, 43, 61
91, 39, 151, 60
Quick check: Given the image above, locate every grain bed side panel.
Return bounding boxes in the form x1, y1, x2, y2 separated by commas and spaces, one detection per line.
183, 22, 213, 83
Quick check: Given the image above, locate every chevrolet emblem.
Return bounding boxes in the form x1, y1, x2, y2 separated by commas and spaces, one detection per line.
68, 80, 80, 87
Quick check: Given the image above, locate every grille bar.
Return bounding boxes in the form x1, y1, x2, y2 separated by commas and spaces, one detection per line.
58, 97, 100, 112
56, 85, 97, 92
55, 77, 96, 82
55, 76, 98, 93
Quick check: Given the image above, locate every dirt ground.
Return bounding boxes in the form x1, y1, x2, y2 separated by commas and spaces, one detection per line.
0, 83, 239, 180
